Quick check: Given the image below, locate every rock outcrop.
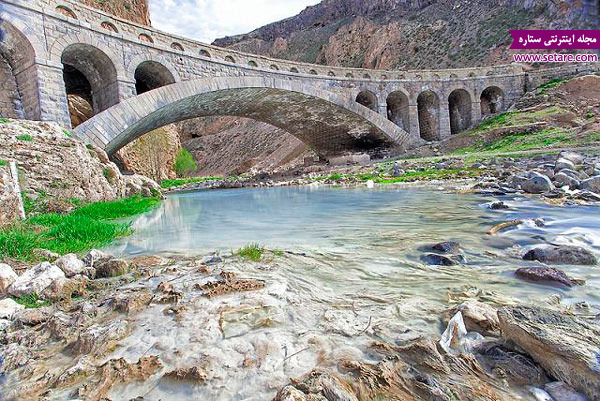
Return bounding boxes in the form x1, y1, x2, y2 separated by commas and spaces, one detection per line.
0, 161, 23, 226
76, 0, 151, 26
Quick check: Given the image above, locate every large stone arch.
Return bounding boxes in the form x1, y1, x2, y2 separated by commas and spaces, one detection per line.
126, 54, 181, 84
386, 90, 410, 132
448, 89, 472, 135
134, 61, 176, 95
355, 90, 378, 112
73, 77, 408, 158
480, 85, 505, 116
417, 90, 440, 141
0, 18, 42, 119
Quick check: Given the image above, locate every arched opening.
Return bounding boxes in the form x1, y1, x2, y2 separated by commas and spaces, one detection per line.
386, 91, 410, 132
248, 60, 258, 67
448, 89, 472, 135
270, 64, 279, 70
134, 61, 176, 95
309, 69, 318, 75
170, 42, 184, 52
101, 21, 118, 33
417, 90, 440, 141
224, 55, 235, 63
480, 86, 505, 116
381, 74, 388, 80
356, 90, 378, 112
199, 49, 211, 58
328, 71, 335, 77
346, 73, 354, 78
290, 67, 299, 73
138, 33, 153, 43
363, 74, 371, 79
61, 44, 119, 127
56, 5, 77, 19
0, 20, 37, 119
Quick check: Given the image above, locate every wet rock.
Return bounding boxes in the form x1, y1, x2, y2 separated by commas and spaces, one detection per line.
0, 298, 24, 319
73, 320, 131, 356
477, 342, 549, 386
576, 190, 600, 202
83, 249, 111, 268
490, 201, 509, 210
202, 253, 223, 265
544, 381, 588, 401
498, 306, 600, 401
109, 288, 152, 314
0, 263, 17, 293
421, 253, 459, 266
444, 300, 500, 336
195, 277, 266, 298
555, 158, 576, 172
164, 365, 209, 382
523, 245, 597, 265
273, 385, 309, 401
432, 241, 461, 253
515, 266, 583, 287
55, 253, 86, 277
553, 172, 580, 190
522, 174, 554, 194
95, 258, 129, 278
580, 176, 600, 194
9, 262, 66, 298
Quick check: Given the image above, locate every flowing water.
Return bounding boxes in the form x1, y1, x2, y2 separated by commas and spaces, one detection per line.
104, 186, 600, 400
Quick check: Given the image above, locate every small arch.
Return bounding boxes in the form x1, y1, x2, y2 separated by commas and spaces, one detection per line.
138, 33, 154, 43
448, 89, 472, 135
363, 73, 371, 79
290, 67, 299, 73
415, 75, 423, 80
381, 74, 388, 80
387, 91, 410, 132
309, 69, 318, 75
346, 73, 354, 78
398, 74, 406, 80
270, 64, 279, 70
61, 43, 119, 127
199, 49, 211, 58
356, 90, 378, 112
417, 90, 440, 141
432, 74, 441, 80
101, 21, 119, 33
328, 71, 336, 77
170, 42, 184, 52
55, 5, 77, 19
486, 70, 495, 76
450, 73, 458, 79
468, 72, 476, 77
224, 55, 236, 63
480, 86, 505, 116
248, 60, 258, 67
134, 60, 176, 95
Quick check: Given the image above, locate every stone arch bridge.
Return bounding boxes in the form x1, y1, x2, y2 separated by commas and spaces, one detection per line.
1, 0, 597, 158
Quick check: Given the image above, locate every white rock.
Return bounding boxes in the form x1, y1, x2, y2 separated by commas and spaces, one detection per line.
366, 180, 375, 189
555, 158, 575, 172
55, 253, 86, 277
83, 249, 110, 268
580, 176, 600, 194
0, 263, 18, 294
0, 298, 24, 319
9, 262, 66, 297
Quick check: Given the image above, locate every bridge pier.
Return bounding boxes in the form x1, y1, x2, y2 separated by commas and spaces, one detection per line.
35, 62, 72, 128
117, 79, 138, 101
471, 100, 482, 127
408, 104, 421, 143
439, 104, 451, 140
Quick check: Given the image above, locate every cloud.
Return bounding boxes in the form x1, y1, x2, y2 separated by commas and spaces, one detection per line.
148, 0, 321, 44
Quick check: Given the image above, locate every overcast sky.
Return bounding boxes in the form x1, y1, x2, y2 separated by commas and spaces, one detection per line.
148, 0, 321, 44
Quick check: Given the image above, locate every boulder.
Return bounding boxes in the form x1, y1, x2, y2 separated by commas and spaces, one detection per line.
553, 172, 580, 190
522, 174, 554, 194
0, 263, 18, 294
523, 245, 597, 265
498, 306, 600, 401
444, 300, 500, 336
95, 258, 129, 278
489, 201, 509, 210
122, 174, 161, 198
515, 266, 583, 287
421, 253, 458, 266
0, 298, 24, 319
558, 151, 586, 165
32, 248, 60, 262
9, 262, 66, 297
580, 176, 600, 194
431, 241, 461, 254
83, 249, 110, 268
544, 382, 588, 401
55, 253, 86, 277
555, 158, 576, 172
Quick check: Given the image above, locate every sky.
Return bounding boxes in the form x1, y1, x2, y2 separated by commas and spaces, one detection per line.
148, 0, 321, 44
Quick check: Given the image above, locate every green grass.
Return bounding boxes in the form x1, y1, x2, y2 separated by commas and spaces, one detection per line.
454, 127, 574, 154
372, 168, 481, 184
0, 117, 9, 124
161, 176, 223, 189
538, 78, 566, 92
16, 134, 33, 142
0, 196, 161, 261
0, 160, 7, 166
236, 243, 264, 262
62, 128, 73, 138
272, 249, 284, 256
13, 294, 51, 309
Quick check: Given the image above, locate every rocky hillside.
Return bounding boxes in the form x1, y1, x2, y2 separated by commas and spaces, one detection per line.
214, 0, 598, 69
77, 0, 151, 25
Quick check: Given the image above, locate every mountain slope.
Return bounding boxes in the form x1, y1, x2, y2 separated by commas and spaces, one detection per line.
214, 0, 598, 70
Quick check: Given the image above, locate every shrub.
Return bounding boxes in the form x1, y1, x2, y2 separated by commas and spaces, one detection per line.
16, 134, 33, 142
174, 149, 197, 177
237, 243, 264, 262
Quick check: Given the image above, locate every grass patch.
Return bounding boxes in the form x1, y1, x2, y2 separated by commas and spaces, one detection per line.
0, 160, 7, 166
62, 128, 73, 138
16, 134, 33, 142
455, 127, 574, 154
236, 243, 264, 262
162, 176, 223, 189
372, 168, 481, 184
0, 117, 10, 124
538, 78, 566, 92
272, 249, 284, 256
13, 294, 51, 309
0, 196, 160, 261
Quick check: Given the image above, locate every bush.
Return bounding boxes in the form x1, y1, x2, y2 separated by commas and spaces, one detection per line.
174, 149, 197, 177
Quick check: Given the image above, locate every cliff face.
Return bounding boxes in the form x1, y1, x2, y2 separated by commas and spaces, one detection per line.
214, 0, 598, 69
77, 0, 151, 25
